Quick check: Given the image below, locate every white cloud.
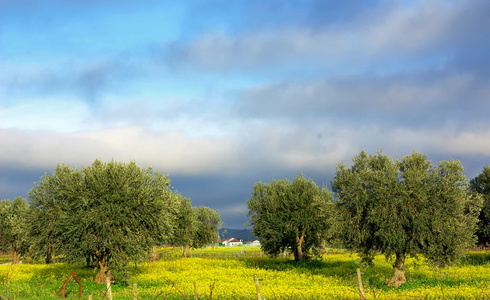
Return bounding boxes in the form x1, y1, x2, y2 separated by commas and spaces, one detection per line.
0, 126, 240, 175
2, 121, 489, 179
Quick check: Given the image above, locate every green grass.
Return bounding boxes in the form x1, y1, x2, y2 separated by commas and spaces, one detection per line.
0, 253, 13, 264
2, 247, 490, 299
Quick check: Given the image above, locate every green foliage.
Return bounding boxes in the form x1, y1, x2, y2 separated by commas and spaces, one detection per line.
0, 197, 29, 256
192, 206, 221, 248
28, 164, 81, 263
170, 200, 221, 252
469, 165, 490, 245
247, 174, 334, 262
28, 159, 181, 279
170, 197, 197, 248
332, 151, 481, 269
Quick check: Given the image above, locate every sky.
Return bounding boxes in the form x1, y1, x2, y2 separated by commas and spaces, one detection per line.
1, 0, 490, 228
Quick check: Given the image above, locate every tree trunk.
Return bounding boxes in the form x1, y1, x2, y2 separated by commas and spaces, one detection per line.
45, 245, 54, 264
294, 244, 303, 262
149, 246, 158, 262
388, 253, 406, 288
293, 226, 307, 262
86, 256, 92, 268
45, 251, 52, 264
183, 245, 191, 258
12, 250, 21, 264
95, 256, 110, 285
320, 237, 327, 255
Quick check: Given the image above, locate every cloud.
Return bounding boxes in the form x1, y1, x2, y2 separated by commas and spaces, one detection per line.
2, 114, 489, 179
0, 59, 136, 108
0, 127, 241, 175
219, 204, 249, 226
233, 71, 490, 129
160, 0, 490, 76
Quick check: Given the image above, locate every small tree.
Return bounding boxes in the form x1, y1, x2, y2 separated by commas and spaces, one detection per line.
192, 206, 221, 248
247, 174, 334, 262
171, 197, 197, 257
170, 200, 221, 257
470, 165, 490, 245
0, 197, 29, 263
332, 151, 481, 287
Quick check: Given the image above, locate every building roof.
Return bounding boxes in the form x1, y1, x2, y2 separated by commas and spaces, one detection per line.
221, 237, 242, 243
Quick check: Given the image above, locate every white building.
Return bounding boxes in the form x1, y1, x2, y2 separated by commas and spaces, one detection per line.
244, 240, 261, 247
221, 238, 243, 247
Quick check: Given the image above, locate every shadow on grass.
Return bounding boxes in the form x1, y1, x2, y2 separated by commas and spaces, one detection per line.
459, 251, 490, 266
237, 252, 394, 286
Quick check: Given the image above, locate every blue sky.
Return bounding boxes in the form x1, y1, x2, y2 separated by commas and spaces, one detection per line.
1, 0, 490, 228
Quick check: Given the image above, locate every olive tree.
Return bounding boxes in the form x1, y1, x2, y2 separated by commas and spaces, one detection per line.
28, 164, 81, 264
0, 197, 29, 263
171, 197, 197, 257
29, 160, 180, 284
332, 151, 481, 287
192, 206, 221, 248
170, 199, 221, 257
247, 174, 334, 262
470, 165, 490, 245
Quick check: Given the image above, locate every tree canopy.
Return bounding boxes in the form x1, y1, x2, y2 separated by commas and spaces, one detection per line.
0, 197, 29, 262
332, 151, 481, 287
192, 206, 221, 249
170, 199, 221, 257
247, 174, 334, 262
28, 160, 180, 284
28, 164, 80, 264
470, 165, 490, 245
171, 197, 197, 257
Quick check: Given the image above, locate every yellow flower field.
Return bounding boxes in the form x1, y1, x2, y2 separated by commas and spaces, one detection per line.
1, 247, 490, 299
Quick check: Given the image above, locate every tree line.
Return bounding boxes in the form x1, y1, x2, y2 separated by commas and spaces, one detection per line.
247, 151, 490, 287
1, 151, 489, 288
0, 160, 221, 284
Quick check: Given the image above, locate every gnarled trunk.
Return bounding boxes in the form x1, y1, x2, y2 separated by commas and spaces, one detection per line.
94, 256, 111, 284
182, 245, 191, 258
293, 226, 307, 262
388, 253, 406, 288
11, 250, 21, 264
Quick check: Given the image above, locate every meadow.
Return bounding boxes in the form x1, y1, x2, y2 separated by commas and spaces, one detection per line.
2, 247, 490, 299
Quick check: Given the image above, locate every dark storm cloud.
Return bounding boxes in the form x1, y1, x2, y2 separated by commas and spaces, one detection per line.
0, 166, 48, 200
171, 170, 334, 229
233, 70, 490, 129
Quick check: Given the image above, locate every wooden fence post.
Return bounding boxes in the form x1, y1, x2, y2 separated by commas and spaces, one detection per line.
194, 282, 198, 300
106, 277, 113, 300
133, 283, 138, 300
356, 268, 365, 300
88, 295, 92, 300
56, 271, 82, 299
253, 274, 261, 300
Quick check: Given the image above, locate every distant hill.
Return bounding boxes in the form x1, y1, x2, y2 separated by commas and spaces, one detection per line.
219, 228, 258, 241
